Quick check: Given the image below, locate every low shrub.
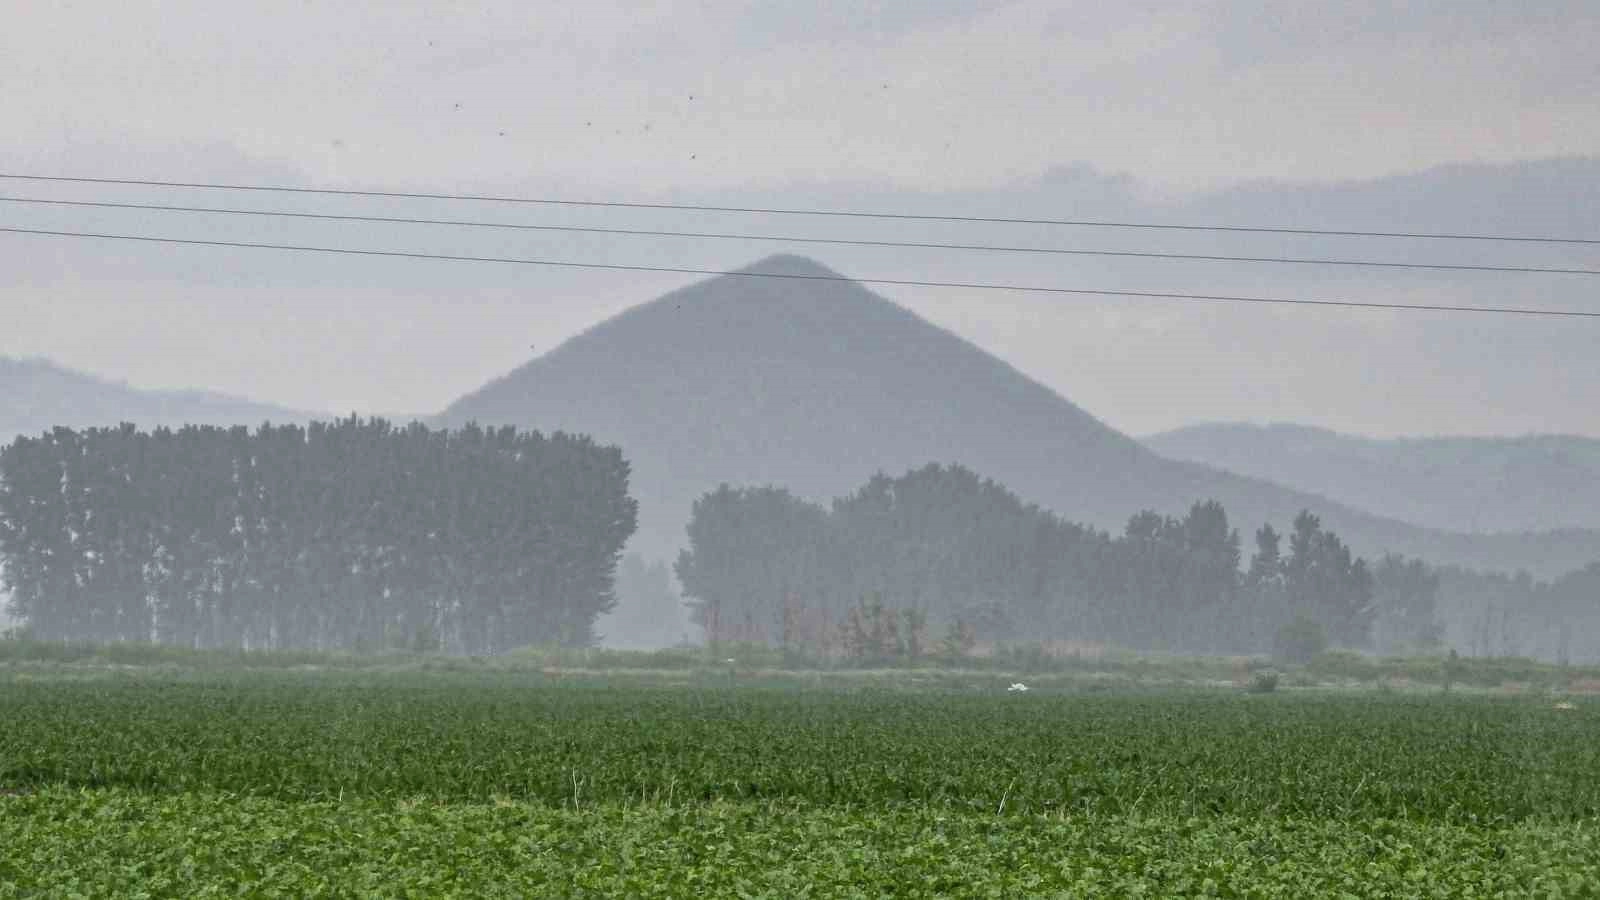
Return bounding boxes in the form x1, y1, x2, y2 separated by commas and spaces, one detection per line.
1247, 670, 1280, 693
1273, 616, 1327, 665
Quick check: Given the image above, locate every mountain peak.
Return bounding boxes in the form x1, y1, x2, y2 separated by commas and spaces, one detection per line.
439, 262, 1600, 575
442, 257, 1142, 555
736, 254, 844, 278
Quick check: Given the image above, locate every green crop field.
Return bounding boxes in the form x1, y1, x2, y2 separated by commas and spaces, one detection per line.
3, 668, 1599, 896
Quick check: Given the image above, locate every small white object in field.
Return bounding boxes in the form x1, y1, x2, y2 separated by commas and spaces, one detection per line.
1554, 701, 1577, 710
725, 658, 737, 665
1008, 682, 1029, 693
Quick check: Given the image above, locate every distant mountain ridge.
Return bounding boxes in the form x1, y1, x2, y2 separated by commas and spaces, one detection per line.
439, 255, 1600, 577
1145, 423, 1600, 534
0, 357, 315, 443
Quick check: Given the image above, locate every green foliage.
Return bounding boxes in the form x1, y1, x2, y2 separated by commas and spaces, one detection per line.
1247, 669, 1280, 693
674, 467, 1400, 658
4, 671, 1600, 823
404, 620, 443, 654
1307, 649, 1382, 682
1283, 511, 1376, 647
676, 466, 1117, 650
1444, 648, 1465, 692
1372, 553, 1442, 653
2, 670, 1600, 893
4, 790, 1598, 897
675, 485, 830, 645
940, 617, 977, 660
606, 554, 691, 650
503, 644, 718, 671
1275, 615, 1329, 664
900, 608, 927, 661
839, 594, 915, 665
996, 640, 1053, 672
0, 635, 396, 669
0, 419, 637, 653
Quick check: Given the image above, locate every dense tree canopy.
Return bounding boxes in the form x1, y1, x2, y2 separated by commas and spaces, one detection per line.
1434, 561, 1600, 663
1372, 553, 1443, 652
0, 418, 636, 652
675, 463, 1382, 655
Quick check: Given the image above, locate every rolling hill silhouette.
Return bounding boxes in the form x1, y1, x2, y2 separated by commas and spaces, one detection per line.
1147, 423, 1600, 534
440, 255, 1600, 577
0, 357, 314, 444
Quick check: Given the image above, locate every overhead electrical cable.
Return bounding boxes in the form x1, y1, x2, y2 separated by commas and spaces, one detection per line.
2, 194, 1596, 276
1, 224, 1595, 319
3, 172, 1598, 245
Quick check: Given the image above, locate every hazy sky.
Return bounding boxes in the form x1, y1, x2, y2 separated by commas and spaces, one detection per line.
3, 1, 1599, 437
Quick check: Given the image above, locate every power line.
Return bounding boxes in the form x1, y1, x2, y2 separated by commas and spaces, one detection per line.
2, 224, 1595, 319
4, 172, 1598, 245
4, 194, 1598, 277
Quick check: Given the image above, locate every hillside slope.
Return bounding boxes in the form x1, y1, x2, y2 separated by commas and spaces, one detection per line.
440, 256, 1600, 577
1146, 423, 1600, 534
0, 357, 314, 443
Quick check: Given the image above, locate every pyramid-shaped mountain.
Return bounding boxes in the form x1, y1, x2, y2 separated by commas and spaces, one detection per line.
440, 256, 1599, 576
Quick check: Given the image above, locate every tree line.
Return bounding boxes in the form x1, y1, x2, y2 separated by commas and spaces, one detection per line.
1428, 562, 1600, 663
0, 418, 636, 653
5, 419, 1593, 662
676, 463, 1448, 659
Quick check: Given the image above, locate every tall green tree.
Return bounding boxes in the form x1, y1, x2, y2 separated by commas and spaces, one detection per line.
1283, 511, 1375, 648
1372, 553, 1441, 652
0, 419, 635, 652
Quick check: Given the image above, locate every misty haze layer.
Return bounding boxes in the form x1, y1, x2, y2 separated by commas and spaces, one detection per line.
4, 157, 1599, 442
439, 255, 1600, 577
0, 358, 313, 443
1147, 424, 1600, 534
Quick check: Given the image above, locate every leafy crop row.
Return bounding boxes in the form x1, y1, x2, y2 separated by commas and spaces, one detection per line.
3, 672, 1598, 823
2, 789, 1597, 898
